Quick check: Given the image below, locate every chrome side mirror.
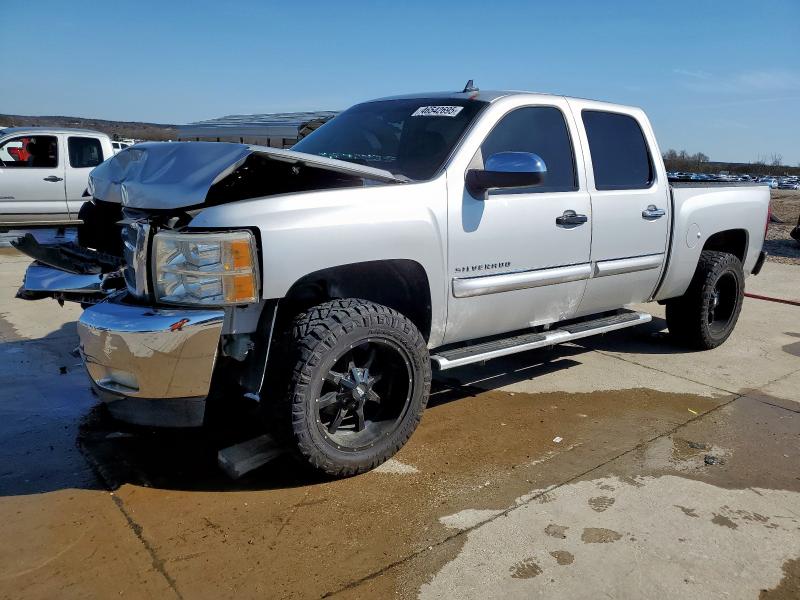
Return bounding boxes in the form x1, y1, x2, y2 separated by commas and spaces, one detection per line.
465, 152, 547, 199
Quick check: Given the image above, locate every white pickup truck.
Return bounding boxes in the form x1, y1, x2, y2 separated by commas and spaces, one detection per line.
0, 127, 114, 226
16, 87, 770, 477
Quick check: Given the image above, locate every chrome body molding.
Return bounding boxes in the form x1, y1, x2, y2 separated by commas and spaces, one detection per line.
77, 297, 224, 426
23, 263, 103, 293
452, 263, 592, 298
593, 254, 664, 278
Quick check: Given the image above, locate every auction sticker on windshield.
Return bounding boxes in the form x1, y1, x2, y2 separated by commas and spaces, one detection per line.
411, 106, 464, 117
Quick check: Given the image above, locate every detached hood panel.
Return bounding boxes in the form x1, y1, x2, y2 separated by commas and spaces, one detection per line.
89, 142, 401, 210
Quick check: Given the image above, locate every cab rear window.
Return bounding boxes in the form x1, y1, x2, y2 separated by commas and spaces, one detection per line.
68, 137, 104, 168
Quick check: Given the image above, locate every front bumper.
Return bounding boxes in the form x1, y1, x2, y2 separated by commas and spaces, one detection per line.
77, 296, 224, 427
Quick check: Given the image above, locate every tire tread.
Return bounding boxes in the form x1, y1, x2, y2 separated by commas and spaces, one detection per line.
285, 299, 431, 477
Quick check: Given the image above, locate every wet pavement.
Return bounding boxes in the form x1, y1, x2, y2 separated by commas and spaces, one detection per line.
0, 247, 798, 599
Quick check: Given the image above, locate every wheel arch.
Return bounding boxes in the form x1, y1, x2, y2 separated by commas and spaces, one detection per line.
281, 259, 433, 341
702, 228, 748, 263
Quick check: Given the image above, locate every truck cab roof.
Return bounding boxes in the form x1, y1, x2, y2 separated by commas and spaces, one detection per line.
369, 89, 642, 112
0, 126, 110, 138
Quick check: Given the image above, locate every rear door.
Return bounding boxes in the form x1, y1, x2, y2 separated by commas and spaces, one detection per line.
444, 97, 592, 344
0, 134, 68, 222
568, 101, 671, 315
65, 136, 106, 217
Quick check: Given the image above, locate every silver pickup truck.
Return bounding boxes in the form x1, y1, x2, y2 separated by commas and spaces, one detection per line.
0, 127, 114, 226
16, 87, 770, 476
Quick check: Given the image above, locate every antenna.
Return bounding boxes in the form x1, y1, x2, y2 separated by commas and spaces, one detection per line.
462, 79, 479, 93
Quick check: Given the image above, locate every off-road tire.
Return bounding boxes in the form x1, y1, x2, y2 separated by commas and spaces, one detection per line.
666, 251, 745, 350
285, 299, 431, 477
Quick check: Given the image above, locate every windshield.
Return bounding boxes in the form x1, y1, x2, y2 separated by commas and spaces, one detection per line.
293, 98, 487, 180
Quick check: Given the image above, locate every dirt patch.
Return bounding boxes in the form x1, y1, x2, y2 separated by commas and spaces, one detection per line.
711, 513, 738, 529
760, 557, 800, 600
545, 524, 569, 539
550, 550, 575, 565
675, 505, 699, 518
581, 527, 623, 543
509, 557, 542, 579
588, 496, 615, 512
767, 190, 800, 265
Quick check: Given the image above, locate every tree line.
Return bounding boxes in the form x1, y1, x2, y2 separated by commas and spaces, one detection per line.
663, 149, 800, 176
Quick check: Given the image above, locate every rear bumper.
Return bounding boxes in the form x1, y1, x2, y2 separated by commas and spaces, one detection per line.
77, 297, 224, 427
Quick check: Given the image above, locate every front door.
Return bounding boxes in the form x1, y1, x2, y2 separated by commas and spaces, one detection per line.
0, 134, 68, 221
568, 102, 671, 316
444, 100, 592, 345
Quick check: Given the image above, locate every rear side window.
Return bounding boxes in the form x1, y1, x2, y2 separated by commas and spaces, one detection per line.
68, 137, 104, 168
481, 106, 577, 193
582, 111, 653, 190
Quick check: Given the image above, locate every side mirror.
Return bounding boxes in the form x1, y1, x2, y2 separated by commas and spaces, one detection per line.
465, 152, 547, 199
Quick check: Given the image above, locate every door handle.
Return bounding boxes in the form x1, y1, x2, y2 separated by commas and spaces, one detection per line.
642, 205, 665, 219
556, 210, 588, 227
43, 176, 63, 182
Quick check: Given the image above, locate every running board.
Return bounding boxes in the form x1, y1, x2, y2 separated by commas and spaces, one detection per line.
431, 310, 652, 370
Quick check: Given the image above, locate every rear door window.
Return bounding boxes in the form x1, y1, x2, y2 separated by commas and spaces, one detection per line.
68, 136, 104, 168
582, 111, 654, 190
480, 106, 577, 193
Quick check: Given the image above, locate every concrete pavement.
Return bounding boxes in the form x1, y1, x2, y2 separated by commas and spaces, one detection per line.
0, 250, 797, 599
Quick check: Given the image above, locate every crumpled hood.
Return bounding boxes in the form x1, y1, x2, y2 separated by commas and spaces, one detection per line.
88, 141, 401, 210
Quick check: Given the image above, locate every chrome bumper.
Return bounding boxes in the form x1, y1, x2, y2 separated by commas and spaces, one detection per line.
23, 263, 104, 293
77, 297, 224, 427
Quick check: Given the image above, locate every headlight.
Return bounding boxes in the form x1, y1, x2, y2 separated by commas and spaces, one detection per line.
152, 230, 259, 305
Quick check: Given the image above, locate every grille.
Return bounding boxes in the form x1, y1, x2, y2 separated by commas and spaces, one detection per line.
121, 221, 151, 297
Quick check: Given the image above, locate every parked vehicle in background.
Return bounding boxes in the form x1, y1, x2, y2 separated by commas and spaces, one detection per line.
15, 87, 770, 476
111, 141, 130, 153
0, 128, 114, 226
759, 177, 779, 189
111, 139, 138, 154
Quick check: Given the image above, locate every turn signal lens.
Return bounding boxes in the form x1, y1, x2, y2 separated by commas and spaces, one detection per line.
229, 239, 253, 270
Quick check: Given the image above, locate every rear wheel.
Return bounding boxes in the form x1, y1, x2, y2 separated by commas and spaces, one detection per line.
284, 299, 430, 477
666, 250, 744, 349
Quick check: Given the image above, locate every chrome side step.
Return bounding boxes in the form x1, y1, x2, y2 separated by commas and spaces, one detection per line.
431, 310, 652, 370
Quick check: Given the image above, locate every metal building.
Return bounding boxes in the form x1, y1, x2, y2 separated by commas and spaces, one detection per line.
177, 111, 338, 147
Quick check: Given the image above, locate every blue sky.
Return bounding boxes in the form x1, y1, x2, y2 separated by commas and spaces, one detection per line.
2, 0, 798, 164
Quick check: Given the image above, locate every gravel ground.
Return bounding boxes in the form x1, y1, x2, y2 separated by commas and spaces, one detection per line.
766, 189, 800, 265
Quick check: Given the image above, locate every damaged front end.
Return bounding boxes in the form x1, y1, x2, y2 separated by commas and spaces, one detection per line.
14, 141, 401, 427
14, 232, 125, 305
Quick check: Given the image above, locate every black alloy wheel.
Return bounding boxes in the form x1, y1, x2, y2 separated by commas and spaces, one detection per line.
283, 299, 431, 477
666, 250, 745, 350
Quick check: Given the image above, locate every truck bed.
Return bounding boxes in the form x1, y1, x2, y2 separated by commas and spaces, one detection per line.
654, 182, 770, 301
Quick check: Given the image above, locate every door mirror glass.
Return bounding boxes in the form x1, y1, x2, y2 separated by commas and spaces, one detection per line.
466, 151, 547, 198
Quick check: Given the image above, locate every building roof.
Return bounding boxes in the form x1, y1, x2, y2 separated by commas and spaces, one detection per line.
178, 111, 338, 138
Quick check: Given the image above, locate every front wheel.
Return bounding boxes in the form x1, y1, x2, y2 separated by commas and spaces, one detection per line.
666, 250, 745, 350
284, 299, 431, 477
